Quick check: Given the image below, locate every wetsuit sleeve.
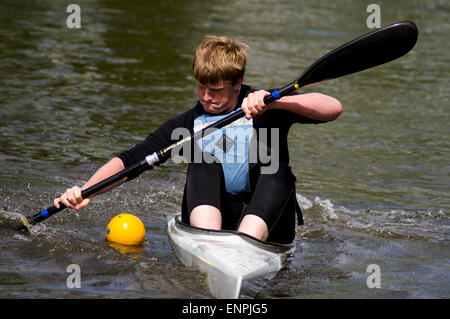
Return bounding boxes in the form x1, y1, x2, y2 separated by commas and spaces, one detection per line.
117, 108, 195, 180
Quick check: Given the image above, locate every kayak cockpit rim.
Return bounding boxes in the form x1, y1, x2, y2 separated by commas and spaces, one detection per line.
171, 214, 294, 254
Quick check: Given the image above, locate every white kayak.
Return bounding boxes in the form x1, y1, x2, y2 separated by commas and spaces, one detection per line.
167, 214, 294, 298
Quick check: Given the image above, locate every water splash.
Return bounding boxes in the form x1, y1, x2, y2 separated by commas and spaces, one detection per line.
296, 193, 449, 242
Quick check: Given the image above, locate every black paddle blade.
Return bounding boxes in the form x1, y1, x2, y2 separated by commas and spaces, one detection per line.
296, 21, 418, 87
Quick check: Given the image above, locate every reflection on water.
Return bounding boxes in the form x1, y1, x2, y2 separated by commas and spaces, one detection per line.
107, 242, 144, 256
0, 0, 449, 298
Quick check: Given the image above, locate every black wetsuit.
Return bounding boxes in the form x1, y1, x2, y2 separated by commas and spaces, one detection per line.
118, 85, 326, 244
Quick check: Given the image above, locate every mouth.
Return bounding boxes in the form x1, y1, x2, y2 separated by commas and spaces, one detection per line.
203, 101, 222, 111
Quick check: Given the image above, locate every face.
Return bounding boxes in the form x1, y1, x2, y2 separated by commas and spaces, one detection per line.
197, 79, 242, 114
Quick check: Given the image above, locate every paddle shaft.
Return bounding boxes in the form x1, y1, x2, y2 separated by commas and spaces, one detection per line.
26, 107, 253, 225
27, 21, 417, 225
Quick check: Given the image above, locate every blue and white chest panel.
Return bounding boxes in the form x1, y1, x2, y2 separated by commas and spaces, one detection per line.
194, 110, 254, 194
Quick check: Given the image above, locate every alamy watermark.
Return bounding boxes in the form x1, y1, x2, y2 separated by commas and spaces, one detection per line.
366, 4, 381, 29
366, 264, 381, 289
66, 264, 81, 289
66, 4, 81, 29
170, 127, 280, 174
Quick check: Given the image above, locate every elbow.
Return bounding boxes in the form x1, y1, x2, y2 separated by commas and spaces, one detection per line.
323, 97, 342, 121
308, 93, 342, 121
330, 98, 343, 120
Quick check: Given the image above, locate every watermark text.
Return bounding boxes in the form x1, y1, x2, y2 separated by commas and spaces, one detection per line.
66, 4, 81, 29
366, 4, 381, 28
66, 264, 81, 288
366, 264, 381, 289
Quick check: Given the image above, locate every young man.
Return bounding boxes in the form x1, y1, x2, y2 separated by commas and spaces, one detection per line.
54, 36, 342, 244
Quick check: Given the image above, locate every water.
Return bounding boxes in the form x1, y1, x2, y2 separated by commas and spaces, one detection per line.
1, 0, 449, 299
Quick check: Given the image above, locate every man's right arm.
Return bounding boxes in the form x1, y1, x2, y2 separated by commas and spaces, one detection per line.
54, 106, 198, 211
54, 157, 125, 211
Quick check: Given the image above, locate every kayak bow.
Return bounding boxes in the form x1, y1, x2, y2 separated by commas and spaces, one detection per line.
167, 214, 293, 298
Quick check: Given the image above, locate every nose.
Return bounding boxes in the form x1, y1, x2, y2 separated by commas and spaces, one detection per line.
200, 88, 214, 101
204, 88, 213, 99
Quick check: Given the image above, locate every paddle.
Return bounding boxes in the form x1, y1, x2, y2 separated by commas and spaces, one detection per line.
1, 21, 418, 230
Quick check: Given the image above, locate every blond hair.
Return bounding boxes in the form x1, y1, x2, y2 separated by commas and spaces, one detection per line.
193, 36, 249, 85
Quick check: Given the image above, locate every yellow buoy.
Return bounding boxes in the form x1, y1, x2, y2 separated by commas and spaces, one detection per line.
106, 214, 145, 245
